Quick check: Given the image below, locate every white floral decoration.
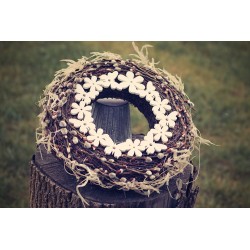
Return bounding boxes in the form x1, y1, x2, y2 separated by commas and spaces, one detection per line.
150, 124, 172, 143
104, 139, 125, 159
150, 97, 171, 115
141, 133, 167, 154
70, 102, 92, 120
75, 84, 97, 104
158, 111, 179, 128
138, 81, 160, 102
70, 71, 178, 159
83, 75, 103, 93
119, 139, 145, 157
87, 128, 110, 147
69, 115, 95, 134
118, 71, 145, 94
99, 71, 123, 90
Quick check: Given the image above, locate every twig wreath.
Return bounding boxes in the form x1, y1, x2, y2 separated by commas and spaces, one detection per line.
36, 43, 210, 198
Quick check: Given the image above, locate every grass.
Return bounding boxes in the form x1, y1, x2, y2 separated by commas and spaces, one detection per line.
0, 41, 249, 207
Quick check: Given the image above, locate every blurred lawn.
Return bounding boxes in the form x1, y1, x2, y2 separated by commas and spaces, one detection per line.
0, 42, 249, 207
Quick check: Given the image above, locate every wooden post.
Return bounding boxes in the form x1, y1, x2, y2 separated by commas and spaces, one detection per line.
92, 98, 132, 143
30, 98, 199, 208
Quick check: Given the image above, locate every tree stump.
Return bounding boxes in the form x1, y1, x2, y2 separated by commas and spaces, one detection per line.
30, 98, 199, 208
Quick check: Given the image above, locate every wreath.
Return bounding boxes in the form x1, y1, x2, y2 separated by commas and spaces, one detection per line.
37, 44, 208, 197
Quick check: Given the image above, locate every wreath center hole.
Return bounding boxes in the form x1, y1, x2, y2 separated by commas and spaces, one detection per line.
91, 98, 149, 143
130, 104, 149, 136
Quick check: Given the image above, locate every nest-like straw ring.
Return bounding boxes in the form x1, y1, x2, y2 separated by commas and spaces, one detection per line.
43, 59, 194, 190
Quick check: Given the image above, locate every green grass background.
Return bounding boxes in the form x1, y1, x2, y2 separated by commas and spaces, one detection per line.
0, 42, 249, 207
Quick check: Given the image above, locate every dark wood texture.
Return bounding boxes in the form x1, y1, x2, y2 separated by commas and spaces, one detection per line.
30, 98, 199, 208
92, 98, 132, 143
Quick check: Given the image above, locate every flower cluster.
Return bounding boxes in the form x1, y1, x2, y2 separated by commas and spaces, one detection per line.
69, 71, 178, 159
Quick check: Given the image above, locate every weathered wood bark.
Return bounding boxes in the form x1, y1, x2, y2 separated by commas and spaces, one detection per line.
92, 98, 132, 143
30, 98, 199, 208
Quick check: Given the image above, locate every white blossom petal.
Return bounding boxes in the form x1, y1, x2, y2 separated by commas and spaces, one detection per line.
154, 133, 161, 141
126, 71, 134, 79
133, 76, 144, 83
71, 109, 79, 115
118, 142, 130, 152
127, 149, 135, 157
138, 90, 147, 98
97, 128, 103, 134
118, 74, 127, 82
88, 90, 99, 99
79, 125, 88, 134
87, 135, 96, 141
146, 146, 155, 154
83, 82, 92, 89
168, 111, 178, 121
104, 147, 112, 155
147, 81, 155, 91
75, 94, 83, 102
85, 106, 92, 111
159, 119, 167, 126
69, 118, 82, 128
165, 105, 171, 111
77, 111, 84, 120
134, 139, 140, 146
114, 149, 122, 158
154, 143, 167, 152
84, 77, 92, 83
137, 145, 145, 151
95, 85, 103, 92
120, 81, 130, 89
100, 137, 110, 147
166, 131, 172, 137
88, 123, 96, 130
135, 149, 142, 157
161, 135, 168, 143
93, 139, 100, 147
156, 112, 165, 121
128, 85, 137, 94
168, 120, 175, 128
71, 103, 79, 109
75, 84, 85, 94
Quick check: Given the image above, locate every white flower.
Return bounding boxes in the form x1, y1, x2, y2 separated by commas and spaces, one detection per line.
141, 133, 167, 154
69, 115, 95, 134
118, 139, 145, 157
138, 81, 160, 102
118, 71, 145, 94
104, 139, 124, 159
150, 97, 171, 115
83, 75, 103, 93
159, 111, 179, 128
150, 124, 172, 143
70, 102, 92, 120
74, 84, 97, 103
87, 128, 111, 147
99, 71, 122, 90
